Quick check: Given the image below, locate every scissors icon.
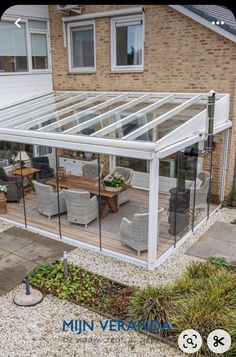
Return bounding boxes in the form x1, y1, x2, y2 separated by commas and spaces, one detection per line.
213, 335, 225, 347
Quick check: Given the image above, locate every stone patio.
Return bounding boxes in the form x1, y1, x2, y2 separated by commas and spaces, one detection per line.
186, 221, 236, 265
0, 227, 75, 296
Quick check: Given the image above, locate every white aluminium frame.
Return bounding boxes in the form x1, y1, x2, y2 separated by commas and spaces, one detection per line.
67, 20, 96, 73
0, 16, 51, 75
110, 14, 144, 72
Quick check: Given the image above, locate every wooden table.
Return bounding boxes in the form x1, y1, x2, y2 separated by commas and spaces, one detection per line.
45, 174, 129, 218
13, 167, 40, 193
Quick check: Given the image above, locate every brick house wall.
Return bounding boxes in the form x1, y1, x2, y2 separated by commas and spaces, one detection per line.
49, 5, 236, 200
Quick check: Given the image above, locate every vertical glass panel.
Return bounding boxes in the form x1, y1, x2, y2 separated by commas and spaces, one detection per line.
25, 145, 62, 238
59, 149, 100, 247
116, 21, 142, 66
100, 154, 148, 262
0, 21, 28, 72
31, 33, 48, 69
71, 25, 94, 68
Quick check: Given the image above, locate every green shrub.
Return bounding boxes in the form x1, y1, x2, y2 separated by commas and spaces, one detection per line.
184, 261, 217, 280
30, 261, 106, 304
129, 285, 173, 326
208, 256, 230, 269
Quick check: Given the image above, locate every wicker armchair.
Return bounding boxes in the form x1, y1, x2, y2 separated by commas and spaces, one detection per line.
120, 208, 164, 256
0, 167, 23, 202
32, 180, 67, 219
63, 189, 98, 228
82, 163, 103, 179
113, 166, 134, 206
189, 171, 210, 209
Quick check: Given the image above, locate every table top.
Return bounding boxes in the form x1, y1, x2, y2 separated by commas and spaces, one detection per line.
13, 167, 40, 177
46, 174, 129, 198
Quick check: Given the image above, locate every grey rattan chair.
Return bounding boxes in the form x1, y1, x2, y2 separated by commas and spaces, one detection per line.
0, 167, 23, 202
63, 189, 98, 228
120, 208, 164, 256
189, 171, 210, 209
33, 180, 67, 219
113, 166, 134, 206
82, 163, 103, 179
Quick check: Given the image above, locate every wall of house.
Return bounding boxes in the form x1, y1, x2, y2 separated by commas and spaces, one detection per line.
49, 5, 236, 199
0, 5, 52, 107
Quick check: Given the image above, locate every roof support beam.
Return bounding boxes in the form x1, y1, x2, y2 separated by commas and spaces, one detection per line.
0, 92, 61, 119
122, 94, 202, 140
91, 94, 175, 138
63, 93, 151, 134
15, 92, 90, 130
2, 93, 89, 128
37, 93, 127, 132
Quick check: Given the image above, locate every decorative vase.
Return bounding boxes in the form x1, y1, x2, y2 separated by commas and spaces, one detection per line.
104, 186, 122, 192
0, 192, 7, 214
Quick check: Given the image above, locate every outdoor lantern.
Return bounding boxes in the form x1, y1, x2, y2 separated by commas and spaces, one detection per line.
15, 151, 30, 168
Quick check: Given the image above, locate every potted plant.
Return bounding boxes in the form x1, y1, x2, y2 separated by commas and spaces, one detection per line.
0, 185, 7, 214
103, 172, 125, 192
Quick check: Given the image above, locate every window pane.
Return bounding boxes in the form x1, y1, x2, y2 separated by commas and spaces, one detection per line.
28, 20, 47, 30
0, 21, 28, 72
31, 33, 48, 69
71, 25, 94, 68
116, 23, 142, 66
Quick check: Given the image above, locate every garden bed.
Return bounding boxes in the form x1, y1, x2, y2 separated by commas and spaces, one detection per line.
29, 258, 236, 356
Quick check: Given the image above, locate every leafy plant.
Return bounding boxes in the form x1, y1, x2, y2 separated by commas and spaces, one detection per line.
30, 262, 106, 304
208, 256, 230, 269
0, 185, 7, 194
229, 186, 236, 207
184, 261, 217, 280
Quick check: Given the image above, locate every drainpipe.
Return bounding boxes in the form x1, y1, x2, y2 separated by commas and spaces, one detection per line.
205, 90, 216, 152
205, 90, 216, 218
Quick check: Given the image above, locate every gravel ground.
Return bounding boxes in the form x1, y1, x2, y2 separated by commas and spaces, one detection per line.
0, 286, 183, 357
0, 208, 235, 357
68, 207, 236, 288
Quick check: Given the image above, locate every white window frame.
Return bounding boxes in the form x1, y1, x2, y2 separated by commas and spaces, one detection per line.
67, 20, 96, 73
111, 14, 144, 72
0, 17, 51, 75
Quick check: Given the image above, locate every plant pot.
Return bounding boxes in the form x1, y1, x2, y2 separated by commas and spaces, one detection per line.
0, 192, 7, 214
104, 186, 122, 192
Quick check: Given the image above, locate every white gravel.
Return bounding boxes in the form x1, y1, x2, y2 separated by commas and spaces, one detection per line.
0, 286, 183, 357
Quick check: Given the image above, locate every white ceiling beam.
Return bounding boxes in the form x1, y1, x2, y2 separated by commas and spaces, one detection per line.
91, 94, 175, 138
122, 94, 202, 140
14, 92, 90, 130
0, 92, 66, 120
63, 93, 151, 134
37, 93, 126, 132
2, 93, 89, 128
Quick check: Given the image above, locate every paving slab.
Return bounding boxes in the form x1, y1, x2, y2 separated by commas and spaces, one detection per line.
0, 227, 76, 294
186, 221, 236, 265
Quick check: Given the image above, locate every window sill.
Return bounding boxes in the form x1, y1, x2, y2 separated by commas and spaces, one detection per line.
0, 71, 52, 76
68, 70, 96, 75
110, 69, 144, 74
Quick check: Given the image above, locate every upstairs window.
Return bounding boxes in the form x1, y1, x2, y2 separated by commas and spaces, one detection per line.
0, 19, 50, 73
111, 15, 144, 71
68, 21, 96, 72
0, 21, 28, 72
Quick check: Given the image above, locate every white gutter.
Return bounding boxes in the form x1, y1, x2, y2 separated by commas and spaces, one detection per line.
169, 5, 236, 44
0, 128, 156, 152
62, 6, 144, 22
